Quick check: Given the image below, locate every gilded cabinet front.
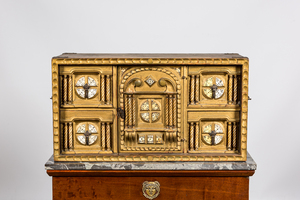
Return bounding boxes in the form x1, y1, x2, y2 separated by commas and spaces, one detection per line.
52, 55, 249, 161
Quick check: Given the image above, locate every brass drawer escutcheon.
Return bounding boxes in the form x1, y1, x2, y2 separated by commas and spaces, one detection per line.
142, 181, 160, 200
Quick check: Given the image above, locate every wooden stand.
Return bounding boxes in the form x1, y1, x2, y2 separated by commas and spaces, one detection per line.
46, 152, 256, 200
47, 170, 254, 200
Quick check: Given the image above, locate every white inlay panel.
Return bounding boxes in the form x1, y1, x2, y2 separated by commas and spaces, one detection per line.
88, 77, 97, 86
76, 77, 85, 86
77, 124, 86, 133
77, 89, 85, 98
89, 124, 97, 133
215, 89, 224, 99
88, 89, 97, 98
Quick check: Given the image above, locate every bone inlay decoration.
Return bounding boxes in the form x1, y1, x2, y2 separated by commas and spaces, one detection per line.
202, 123, 224, 145
76, 123, 98, 145
140, 99, 161, 123
75, 76, 98, 99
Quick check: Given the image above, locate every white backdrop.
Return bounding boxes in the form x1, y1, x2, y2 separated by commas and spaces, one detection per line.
0, 0, 299, 199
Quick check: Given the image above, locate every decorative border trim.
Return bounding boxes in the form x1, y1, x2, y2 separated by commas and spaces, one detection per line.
54, 154, 245, 162
54, 58, 247, 65
52, 61, 60, 157
52, 58, 248, 161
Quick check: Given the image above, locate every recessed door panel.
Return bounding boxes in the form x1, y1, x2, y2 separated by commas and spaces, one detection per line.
119, 67, 182, 152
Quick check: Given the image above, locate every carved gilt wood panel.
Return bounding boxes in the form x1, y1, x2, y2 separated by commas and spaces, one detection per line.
119, 67, 182, 152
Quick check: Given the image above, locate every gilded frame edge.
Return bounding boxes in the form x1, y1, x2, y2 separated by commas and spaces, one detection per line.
52, 57, 248, 161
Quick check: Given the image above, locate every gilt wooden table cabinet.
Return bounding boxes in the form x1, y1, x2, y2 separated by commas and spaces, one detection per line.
49, 53, 253, 199
52, 53, 249, 161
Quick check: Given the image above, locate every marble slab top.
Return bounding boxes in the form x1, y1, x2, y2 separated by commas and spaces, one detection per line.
45, 152, 256, 171
54, 53, 247, 59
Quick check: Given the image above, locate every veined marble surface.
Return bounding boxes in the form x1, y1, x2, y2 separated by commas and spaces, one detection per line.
45, 152, 256, 171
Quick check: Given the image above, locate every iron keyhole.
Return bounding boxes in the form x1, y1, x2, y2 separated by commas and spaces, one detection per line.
209, 130, 217, 145
211, 84, 218, 99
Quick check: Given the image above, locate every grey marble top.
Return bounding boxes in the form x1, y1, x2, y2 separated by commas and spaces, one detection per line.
54, 53, 247, 59
45, 152, 256, 171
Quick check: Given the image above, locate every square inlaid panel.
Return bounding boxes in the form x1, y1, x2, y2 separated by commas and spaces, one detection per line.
187, 66, 242, 107
59, 65, 113, 107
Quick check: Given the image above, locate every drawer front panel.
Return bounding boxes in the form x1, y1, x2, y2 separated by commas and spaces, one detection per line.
59, 65, 113, 107
187, 66, 242, 107
53, 176, 249, 200
59, 110, 115, 154
187, 111, 240, 154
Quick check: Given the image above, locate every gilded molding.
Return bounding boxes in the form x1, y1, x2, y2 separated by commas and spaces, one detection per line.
54, 58, 247, 65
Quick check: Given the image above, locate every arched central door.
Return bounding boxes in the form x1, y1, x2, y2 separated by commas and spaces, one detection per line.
119, 67, 182, 153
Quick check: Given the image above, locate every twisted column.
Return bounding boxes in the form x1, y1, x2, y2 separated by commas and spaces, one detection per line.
165, 96, 169, 128
106, 123, 111, 151
106, 75, 111, 104
60, 124, 64, 150
64, 123, 68, 150
195, 75, 200, 103
234, 75, 238, 104
195, 122, 199, 150
228, 75, 233, 104
102, 122, 106, 151
128, 95, 133, 127
68, 122, 73, 149
172, 95, 176, 128
63, 75, 68, 104
132, 97, 136, 127
68, 75, 72, 104
189, 123, 194, 150
101, 75, 105, 103
169, 95, 173, 127
227, 122, 232, 150
125, 95, 129, 127
60, 76, 64, 105
233, 122, 237, 150
190, 75, 195, 104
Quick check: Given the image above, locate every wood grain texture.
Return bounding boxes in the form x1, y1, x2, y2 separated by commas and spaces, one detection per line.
52, 176, 250, 200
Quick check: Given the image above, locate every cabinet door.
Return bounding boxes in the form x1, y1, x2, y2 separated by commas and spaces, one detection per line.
118, 67, 183, 152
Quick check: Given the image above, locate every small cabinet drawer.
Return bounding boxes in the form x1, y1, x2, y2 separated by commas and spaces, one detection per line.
187, 111, 240, 154
59, 65, 113, 108
59, 110, 114, 155
187, 66, 242, 107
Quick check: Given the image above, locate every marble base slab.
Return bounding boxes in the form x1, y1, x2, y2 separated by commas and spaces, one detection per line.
45, 152, 256, 171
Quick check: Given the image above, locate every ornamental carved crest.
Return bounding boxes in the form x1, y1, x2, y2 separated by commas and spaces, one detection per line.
142, 181, 160, 200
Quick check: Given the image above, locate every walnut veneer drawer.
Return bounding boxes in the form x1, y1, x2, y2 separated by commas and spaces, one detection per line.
52, 175, 250, 200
